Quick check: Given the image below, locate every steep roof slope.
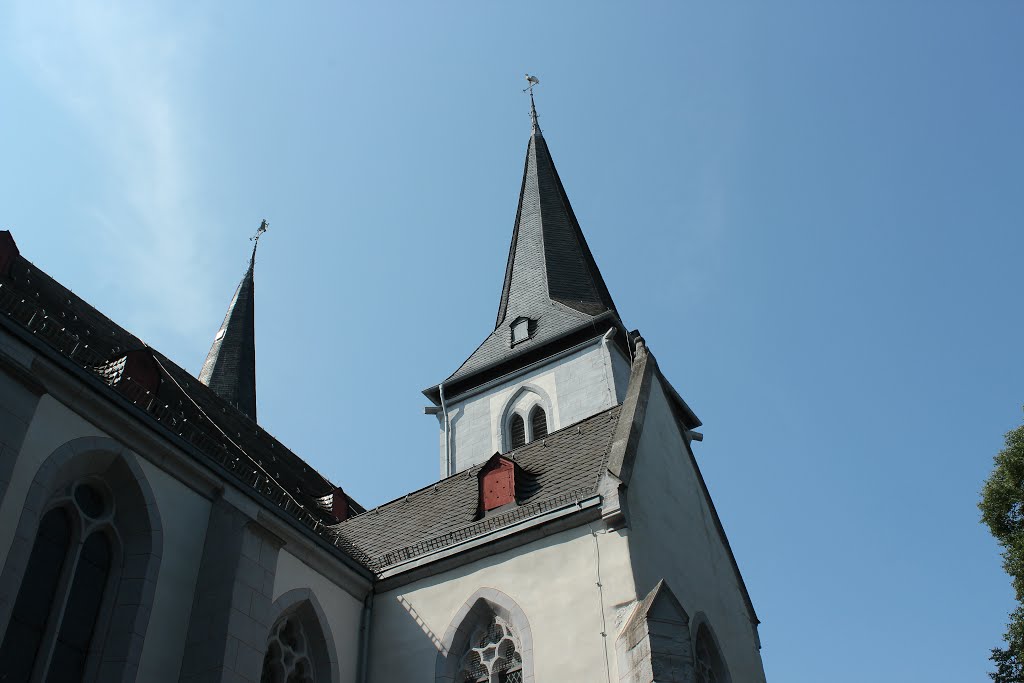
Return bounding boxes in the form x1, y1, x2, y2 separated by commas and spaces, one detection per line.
333, 404, 621, 572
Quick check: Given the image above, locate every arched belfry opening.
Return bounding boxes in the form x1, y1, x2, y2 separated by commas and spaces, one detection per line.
500, 385, 554, 453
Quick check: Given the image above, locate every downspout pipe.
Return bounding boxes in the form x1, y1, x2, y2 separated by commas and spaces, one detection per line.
357, 589, 375, 683
439, 383, 451, 476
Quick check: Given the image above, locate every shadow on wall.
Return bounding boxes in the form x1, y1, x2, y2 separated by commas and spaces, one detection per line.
397, 594, 445, 653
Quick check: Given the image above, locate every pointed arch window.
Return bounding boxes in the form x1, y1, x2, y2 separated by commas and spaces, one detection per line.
529, 406, 547, 440
0, 508, 71, 681
261, 615, 315, 683
260, 600, 332, 683
0, 481, 116, 681
695, 623, 729, 683
509, 414, 526, 449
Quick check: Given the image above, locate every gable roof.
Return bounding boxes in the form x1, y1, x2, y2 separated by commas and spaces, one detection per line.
426, 104, 622, 398
0, 233, 368, 567
332, 404, 622, 572
199, 244, 258, 421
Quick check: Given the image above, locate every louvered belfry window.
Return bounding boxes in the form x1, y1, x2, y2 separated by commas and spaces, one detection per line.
530, 406, 547, 440
509, 414, 526, 449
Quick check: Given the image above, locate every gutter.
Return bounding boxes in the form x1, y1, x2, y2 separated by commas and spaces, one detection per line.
423, 310, 627, 402
440, 333, 609, 406
378, 495, 602, 580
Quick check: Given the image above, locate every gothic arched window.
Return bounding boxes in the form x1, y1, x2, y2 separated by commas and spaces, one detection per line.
529, 406, 547, 440
694, 623, 729, 683
509, 414, 526, 449
261, 615, 316, 683
0, 480, 116, 681
260, 600, 332, 683
458, 616, 524, 683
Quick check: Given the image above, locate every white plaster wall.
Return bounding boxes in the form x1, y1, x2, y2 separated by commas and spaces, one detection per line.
445, 341, 630, 474
626, 378, 767, 682
133, 454, 211, 682
368, 522, 638, 683
273, 550, 366, 683
0, 394, 106, 556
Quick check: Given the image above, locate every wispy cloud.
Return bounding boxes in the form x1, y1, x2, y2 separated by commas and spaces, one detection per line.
8, 1, 213, 348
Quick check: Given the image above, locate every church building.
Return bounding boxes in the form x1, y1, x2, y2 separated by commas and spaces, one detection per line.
0, 96, 767, 682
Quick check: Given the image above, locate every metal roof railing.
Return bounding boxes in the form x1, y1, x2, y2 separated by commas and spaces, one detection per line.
0, 282, 375, 570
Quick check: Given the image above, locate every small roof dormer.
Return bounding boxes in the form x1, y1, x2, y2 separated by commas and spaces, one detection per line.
477, 453, 538, 516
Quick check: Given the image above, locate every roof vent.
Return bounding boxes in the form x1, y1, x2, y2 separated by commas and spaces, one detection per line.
477, 453, 540, 514
478, 453, 517, 512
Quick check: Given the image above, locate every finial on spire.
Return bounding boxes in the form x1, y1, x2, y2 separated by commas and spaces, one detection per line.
524, 74, 541, 134
248, 219, 269, 264
251, 219, 269, 245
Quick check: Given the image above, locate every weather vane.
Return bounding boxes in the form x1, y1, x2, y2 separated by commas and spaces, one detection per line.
523, 74, 540, 95
251, 219, 269, 244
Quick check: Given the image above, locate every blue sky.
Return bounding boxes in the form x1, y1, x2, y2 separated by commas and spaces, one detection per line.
2, 2, 1022, 680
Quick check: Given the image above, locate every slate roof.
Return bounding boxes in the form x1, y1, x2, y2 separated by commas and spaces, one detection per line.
332, 404, 622, 572
199, 244, 258, 422
0, 235, 367, 561
428, 107, 621, 396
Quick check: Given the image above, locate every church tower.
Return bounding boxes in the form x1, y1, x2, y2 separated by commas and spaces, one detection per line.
425, 97, 644, 475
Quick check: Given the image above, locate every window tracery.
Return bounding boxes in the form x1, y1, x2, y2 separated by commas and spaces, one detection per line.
261, 614, 316, 683
458, 616, 523, 683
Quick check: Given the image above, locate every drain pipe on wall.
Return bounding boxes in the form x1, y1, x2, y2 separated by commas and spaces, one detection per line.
599, 327, 618, 404
588, 521, 614, 683
357, 589, 375, 683
439, 383, 452, 476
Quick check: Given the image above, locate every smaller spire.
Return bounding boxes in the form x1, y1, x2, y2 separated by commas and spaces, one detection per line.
199, 220, 268, 422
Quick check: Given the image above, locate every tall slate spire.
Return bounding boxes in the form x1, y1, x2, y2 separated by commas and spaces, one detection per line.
199, 222, 266, 421
429, 98, 621, 392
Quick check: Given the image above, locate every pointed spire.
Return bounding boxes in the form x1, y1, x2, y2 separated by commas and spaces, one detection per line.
199, 221, 267, 422
495, 109, 617, 327
429, 101, 620, 391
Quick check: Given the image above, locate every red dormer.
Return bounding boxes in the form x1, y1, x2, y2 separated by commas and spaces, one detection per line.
478, 454, 516, 512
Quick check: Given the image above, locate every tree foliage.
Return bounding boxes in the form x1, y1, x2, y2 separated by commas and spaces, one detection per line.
981, 421, 1024, 682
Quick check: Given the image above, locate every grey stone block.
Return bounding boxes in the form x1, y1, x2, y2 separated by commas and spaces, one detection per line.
233, 640, 264, 681
227, 607, 266, 650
